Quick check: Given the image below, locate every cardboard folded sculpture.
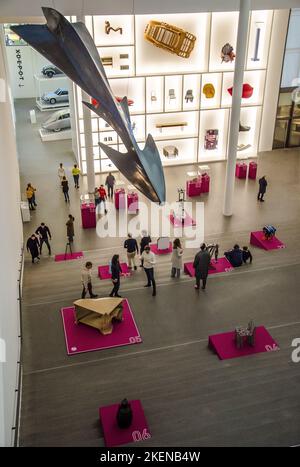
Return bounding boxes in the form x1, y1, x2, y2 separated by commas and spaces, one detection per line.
74, 297, 123, 335
144, 20, 196, 58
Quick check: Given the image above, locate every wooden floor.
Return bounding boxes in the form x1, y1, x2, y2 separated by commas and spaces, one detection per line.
16, 99, 300, 446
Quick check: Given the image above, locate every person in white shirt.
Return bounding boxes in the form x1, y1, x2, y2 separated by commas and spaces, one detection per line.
81, 262, 98, 299
140, 245, 156, 296
58, 163, 66, 184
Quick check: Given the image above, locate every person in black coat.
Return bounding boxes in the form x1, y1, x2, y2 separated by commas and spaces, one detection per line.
193, 243, 211, 290
61, 176, 70, 203
26, 234, 40, 263
35, 222, 52, 255
242, 246, 253, 264
258, 176, 267, 202
224, 244, 243, 267
109, 254, 122, 297
140, 230, 152, 267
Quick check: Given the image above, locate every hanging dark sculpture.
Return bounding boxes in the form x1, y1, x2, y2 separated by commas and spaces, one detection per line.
11, 8, 166, 204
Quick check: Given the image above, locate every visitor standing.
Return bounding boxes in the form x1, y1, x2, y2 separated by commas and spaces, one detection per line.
141, 245, 156, 296
61, 176, 70, 202
124, 233, 139, 270
27, 183, 37, 207
26, 184, 35, 211
35, 222, 52, 255
140, 230, 152, 267
94, 187, 100, 208
26, 234, 40, 264
109, 254, 122, 297
66, 214, 75, 243
105, 172, 116, 198
81, 262, 98, 298
258, 175, 268, 202
171, 238, 183, 278
99, 184, 108, 214
58, 163, 65, 184
72, 164, 81, 189
193, 243, 211, 290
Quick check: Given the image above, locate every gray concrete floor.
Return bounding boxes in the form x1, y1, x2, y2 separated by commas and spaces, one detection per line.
16, 98, 300, 446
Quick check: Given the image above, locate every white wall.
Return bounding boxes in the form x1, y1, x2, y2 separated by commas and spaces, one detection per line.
0, 0, 299, 19
0, 26, 23, 447
281, 9, 300, 87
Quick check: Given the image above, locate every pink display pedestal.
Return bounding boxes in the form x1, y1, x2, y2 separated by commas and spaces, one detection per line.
127, 192, 139, 213
250, 231, 286, 250
61, 299, 142, 355
99, 399, 151, 447
208, 326, 280, 360
235, 163, 247, 179
150, 242, 173, 255
184, 257, 233, 277
248, 161, 257, 179
98, 263, 130, 279
115, 189, 126, 210
81, 202, 96, 229
200, 174, 210, 193
55, 252, 83, 262
170, 211, 196, 227
186, 179, 201, 197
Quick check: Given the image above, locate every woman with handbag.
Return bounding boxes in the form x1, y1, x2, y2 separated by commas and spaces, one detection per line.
109, 254, 122, 297
171, 238, 183, 278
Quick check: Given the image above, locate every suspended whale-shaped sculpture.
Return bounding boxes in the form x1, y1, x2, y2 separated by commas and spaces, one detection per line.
11, 8, 166, 204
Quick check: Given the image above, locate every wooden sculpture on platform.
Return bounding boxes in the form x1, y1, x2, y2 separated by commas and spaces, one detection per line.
74, 297, 123, 335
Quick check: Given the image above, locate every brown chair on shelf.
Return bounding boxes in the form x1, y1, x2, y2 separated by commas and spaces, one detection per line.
169, 89, 176, 103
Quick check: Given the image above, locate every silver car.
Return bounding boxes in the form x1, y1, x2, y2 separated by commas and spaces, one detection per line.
42, 109, 71, 132
41, 88, 69, 105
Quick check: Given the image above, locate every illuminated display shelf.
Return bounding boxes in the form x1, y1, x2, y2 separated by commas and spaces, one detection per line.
72, 10, 274, 174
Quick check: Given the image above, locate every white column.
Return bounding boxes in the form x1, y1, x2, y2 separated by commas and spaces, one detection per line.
82, 90, 96, 193
223, 0, 251, 216
76, 14, 95, 194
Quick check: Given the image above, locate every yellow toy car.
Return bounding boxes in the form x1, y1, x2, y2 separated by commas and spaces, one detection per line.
144, 21, 196, 59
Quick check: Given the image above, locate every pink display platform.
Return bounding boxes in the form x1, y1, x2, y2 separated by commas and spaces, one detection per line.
127, 193, 139, 213
250, 231, 286, 250
55, 252, 83, 262
208, 326, 280, 360
99, 399, 151, 447
150, 242, 173, 255
169, 212, 196, 227
81, 202, 96, 229
248, 161, 257, 180
184, 257, 234, 277
98, 263, 130, 279
61, 299, 141, 355
235, 163, 247, 179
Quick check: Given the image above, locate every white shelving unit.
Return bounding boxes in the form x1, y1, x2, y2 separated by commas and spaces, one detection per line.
72, 10, 274, 174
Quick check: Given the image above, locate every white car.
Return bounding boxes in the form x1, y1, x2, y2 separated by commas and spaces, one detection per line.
42, 109, 71, 132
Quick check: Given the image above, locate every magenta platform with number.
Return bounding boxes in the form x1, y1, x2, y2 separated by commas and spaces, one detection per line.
115, 189, 126, 209
170, 211, 196, 227
184, 257, 233, 277
150, 242, 172, 255
186, 179, 201, 197
98, 263, 130, 279
250, 231, 286, 250
248, 161, 257, 179
81, 202, 96, 229
235, 162, 247, 179
208, 326, 279, 360
99, 399, 151, 447
55, 251, 83, 262
127, 192, 139, 213
61, 299, 141, 355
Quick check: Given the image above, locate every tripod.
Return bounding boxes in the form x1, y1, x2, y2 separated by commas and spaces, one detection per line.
64, 239, 73, 260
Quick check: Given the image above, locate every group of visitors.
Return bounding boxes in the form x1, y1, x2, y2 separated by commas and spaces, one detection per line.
57, 163, 81, 202
224, 245, 253, 268
26, 222, 52, 263
94, 173, 116, 214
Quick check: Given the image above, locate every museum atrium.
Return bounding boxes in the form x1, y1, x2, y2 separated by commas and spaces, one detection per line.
0, 0, 300, 448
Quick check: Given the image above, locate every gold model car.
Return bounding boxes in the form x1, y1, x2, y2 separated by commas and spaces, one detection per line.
144, 20, 196, 58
